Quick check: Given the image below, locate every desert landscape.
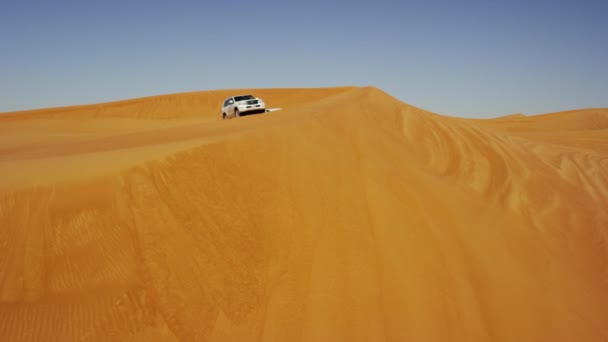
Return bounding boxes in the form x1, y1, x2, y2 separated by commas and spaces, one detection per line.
0, 86, 607, 341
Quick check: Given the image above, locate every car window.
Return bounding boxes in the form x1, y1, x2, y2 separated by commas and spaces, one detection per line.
234, 95, 254, 102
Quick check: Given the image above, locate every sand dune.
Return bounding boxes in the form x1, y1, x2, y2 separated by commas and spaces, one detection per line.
1, 87, 607, 341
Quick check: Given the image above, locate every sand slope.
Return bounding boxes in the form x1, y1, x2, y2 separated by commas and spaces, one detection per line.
1, 87, 607, 341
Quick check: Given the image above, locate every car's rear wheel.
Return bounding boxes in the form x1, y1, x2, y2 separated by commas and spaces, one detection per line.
222, 113, 227, 120
235, 108, 240, 118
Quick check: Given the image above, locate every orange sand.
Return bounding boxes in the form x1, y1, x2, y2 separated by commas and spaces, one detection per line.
1, 87, 607, 341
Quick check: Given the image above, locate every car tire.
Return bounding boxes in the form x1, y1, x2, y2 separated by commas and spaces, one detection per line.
222, 113, 227, 120
235, 108, 240, 118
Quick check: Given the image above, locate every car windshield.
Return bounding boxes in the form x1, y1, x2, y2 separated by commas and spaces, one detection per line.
234, 95, 255, 102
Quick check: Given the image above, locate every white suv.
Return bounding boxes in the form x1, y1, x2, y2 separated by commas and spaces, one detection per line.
222, 94, 266, 119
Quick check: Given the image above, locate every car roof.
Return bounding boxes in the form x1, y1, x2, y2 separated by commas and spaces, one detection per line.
230, 94, 254, 97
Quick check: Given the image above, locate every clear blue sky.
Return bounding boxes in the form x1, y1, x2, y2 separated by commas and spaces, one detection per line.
1, 0, 607, 117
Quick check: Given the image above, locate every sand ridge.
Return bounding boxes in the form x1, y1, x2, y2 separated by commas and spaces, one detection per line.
1, 87, 607, 341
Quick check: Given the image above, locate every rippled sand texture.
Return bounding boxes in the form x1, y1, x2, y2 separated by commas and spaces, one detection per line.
1, 87, 607, 341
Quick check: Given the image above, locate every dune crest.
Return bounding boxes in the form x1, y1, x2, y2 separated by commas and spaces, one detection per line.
1, 87, 608, 341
